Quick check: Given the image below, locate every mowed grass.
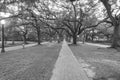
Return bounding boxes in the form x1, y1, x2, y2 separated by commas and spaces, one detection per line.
0, 43, 61, 80
70, 43, 120, 80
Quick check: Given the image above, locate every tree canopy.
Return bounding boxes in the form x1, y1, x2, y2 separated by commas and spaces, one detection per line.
0, 0, 120, 47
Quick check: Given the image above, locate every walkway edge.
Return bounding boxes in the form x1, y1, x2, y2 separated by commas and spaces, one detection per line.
50, 40, 90, 80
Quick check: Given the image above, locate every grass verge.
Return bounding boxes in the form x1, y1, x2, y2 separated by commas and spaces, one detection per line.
70, 43, 120, 80
0, 43, 61, 80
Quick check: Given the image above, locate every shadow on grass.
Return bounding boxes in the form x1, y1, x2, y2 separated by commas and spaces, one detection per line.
68, 43, 81, 46
93, 74, 120, 80
91, 62, 120, 80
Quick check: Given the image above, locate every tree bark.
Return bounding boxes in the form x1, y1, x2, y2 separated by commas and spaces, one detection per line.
111, 24, 120, 48
72, 34, 77, 44
23, 35, 27, 44
37, 29, 41, 45
100, 0, 120, 48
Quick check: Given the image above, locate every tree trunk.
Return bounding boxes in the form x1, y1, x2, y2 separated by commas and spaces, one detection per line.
85, 34, 89, 41
23, 35, 27, 44
82, 34, 86, 44
72, 34, 77, 44
59, 35, 63, 43
91, 34, 94, 42
100, 0, 120, 48
37, 29, 41, 45
111, 24, 120, 48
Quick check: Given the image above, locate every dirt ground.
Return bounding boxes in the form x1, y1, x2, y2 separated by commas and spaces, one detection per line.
0, 43, 61, 80
70, 43, 120, 80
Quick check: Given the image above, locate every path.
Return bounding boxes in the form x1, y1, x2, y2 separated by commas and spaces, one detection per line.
0, 43, 37, 52
50, 40, 90, 80
78, 41, 110, 48
0, 41, 57, 52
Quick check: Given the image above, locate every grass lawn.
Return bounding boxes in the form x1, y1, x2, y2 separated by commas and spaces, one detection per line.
70, 43, 120, 80
0, 42, 61, 80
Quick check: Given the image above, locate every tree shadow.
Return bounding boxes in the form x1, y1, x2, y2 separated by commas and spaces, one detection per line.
68, 43, 81, 46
